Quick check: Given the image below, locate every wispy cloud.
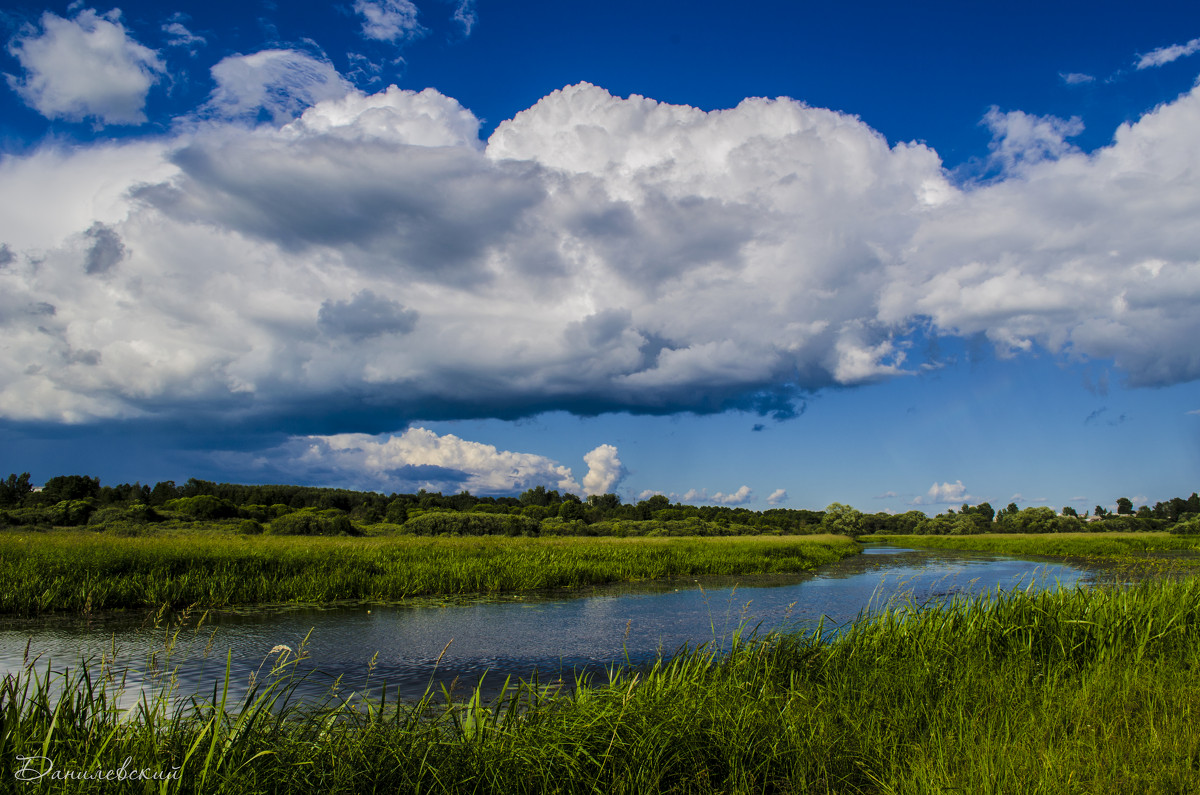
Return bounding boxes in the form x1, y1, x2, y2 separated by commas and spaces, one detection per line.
162, 20, 205, 50
1136, 37, 1200, 69
1085, 407, 1129, 427
205, 49, 351, 123
448, 0, 477, 36
354, 0, 425, 43
766, 488, 787, 505
1059, 72, 1095, 85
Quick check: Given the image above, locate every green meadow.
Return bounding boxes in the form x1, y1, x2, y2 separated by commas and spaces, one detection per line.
0, 532, 859, 616
3, 577, 1198, 793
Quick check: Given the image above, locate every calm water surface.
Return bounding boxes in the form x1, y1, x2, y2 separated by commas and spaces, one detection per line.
0, 546, 1134, 702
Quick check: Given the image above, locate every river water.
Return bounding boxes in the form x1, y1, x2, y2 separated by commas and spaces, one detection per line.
0, 545, 1134, 704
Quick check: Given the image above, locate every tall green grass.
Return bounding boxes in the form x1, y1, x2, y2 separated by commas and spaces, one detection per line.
0, 533, 858, 616
866, 531, 1200, 558
3, 578, 1198, 793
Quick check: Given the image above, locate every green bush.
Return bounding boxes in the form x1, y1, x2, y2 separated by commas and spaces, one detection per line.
1170, 516, 1200, 535
267, 509, 359, 536
238, 519, 265, 535
87, 502, 160, 529
402, 511, 541, 536
165, 495, 239, 520
45, 499, 97, 526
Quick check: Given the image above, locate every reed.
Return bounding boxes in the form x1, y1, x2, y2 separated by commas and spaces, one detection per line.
864, 531, 1200, 559
0, 533, 859, 616
3, 577, 1198, 792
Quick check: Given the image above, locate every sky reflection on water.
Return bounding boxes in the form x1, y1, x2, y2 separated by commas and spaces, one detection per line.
0, 546, 1116, 702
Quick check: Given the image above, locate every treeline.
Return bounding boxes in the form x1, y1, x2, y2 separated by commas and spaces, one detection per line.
905, 497, 1200, 536
0, 474, 834, 537
1, 473, 1196, 537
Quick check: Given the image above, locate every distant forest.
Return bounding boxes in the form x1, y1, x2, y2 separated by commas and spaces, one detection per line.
0, 473, 1197, 537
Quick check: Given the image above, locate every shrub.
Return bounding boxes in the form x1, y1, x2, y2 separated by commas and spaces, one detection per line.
88, 502, 160, 529
268, 509, 360, 536
402, 512, 541, 536
1171, 516, 1200, 535
238, 519, 265, 535
165, 495, 239, 520
46, 499, 97, 526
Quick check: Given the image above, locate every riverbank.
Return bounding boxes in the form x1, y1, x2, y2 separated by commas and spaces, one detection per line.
863, 531, 1200, 561
0, 532, 859, 616
4, 575, 1197, 793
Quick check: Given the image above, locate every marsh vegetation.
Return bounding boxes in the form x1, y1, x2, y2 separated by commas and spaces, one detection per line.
4, 577, 1199, 793
0, 533, 860, 616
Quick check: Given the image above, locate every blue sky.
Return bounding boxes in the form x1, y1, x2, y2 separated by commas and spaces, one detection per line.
0, 0, 1198, 513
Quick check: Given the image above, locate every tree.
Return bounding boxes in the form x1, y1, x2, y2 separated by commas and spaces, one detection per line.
821, 503, 864, 536
1062, 506, 1078, 518
635, 494, 671, 519
519, 486, 554, 507
587, 493, 622, 513
41, 475, 101, 503
0, 473, 32, 507
996, 502, 1020, 520
558, 499, 586, 521
974, 502, 996, 523
1116, 497, 1133, 515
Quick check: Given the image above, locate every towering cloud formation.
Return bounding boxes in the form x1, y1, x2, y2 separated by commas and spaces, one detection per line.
220, 428, 622, 496
582, 444, 625, 495
1, 77, 1199, 427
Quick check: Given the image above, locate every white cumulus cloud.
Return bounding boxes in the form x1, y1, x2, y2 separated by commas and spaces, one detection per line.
5, 8, 165, 126
679, 486, 753, 505
980, 106, 1084, 176
766, 488, 788, 505
914, 480, 973, 505
1, 78, 1199, 430
714, 486, 753, 505
582, 444, 625, 495
250, 427, 584, 494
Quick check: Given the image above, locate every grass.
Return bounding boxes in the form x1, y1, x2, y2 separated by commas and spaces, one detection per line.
2, 577, 1198, 793
864, 531, 1200, 559
0, 533, 859, 616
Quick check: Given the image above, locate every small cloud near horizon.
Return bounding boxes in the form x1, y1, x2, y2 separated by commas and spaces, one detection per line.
912, 480, 972, 505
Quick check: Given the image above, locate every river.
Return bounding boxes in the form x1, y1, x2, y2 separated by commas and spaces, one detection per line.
0, 545, 1136, 704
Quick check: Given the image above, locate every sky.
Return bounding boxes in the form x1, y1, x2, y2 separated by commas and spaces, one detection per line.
0, 0, 1198, 514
